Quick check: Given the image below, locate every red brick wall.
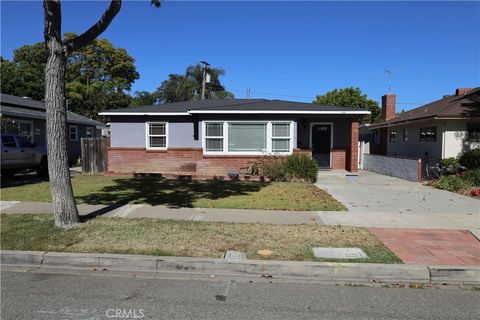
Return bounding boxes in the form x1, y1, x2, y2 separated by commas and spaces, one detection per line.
347, 120, 359, 172
107, 147, 312, 175
331, 149, 346, 170
381, 94, 396, 121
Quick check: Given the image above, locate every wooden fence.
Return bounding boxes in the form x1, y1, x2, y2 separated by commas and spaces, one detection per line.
81, 138, 109, 174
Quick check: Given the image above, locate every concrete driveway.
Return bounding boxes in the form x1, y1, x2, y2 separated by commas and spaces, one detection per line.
315, 170, 480, 231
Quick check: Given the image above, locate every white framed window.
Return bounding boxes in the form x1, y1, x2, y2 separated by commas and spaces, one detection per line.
146, 122, 168, 149
69, 125, 78, 141
86, 127, 95, 138
228, 122, 267, 152
205, 122, 224, 152
272, 122, 292, 152
202, 121, 294, 155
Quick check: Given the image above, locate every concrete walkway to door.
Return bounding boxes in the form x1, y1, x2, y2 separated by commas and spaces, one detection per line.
315, 170, 479, 231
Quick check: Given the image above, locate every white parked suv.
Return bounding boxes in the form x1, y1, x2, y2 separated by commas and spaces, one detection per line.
1, 134, 48, 179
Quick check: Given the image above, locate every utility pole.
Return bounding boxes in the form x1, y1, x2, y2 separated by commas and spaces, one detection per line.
201, 60, 210, 100
385, 69, 394, 92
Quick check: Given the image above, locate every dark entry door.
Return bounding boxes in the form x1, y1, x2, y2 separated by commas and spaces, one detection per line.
311, 124, 332, 168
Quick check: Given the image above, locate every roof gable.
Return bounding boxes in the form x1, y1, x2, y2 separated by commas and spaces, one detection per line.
370, 88, 480, 128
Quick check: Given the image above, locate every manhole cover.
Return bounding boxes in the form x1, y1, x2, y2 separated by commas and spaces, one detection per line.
312, 247, 368, 259
224, 250, 246, 262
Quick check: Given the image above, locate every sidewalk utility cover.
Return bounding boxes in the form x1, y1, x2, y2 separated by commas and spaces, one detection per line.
312, 247, 368, 259
224, 250, 247, 262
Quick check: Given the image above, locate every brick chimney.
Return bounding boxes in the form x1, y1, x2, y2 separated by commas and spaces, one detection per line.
381, 94, 396, 121
455, 88, 473, 96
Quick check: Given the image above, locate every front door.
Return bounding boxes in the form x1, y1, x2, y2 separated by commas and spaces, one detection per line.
311, 124, 332, 168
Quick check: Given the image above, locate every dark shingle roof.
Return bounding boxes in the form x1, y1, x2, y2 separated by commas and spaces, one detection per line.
101, 99, 368, 114
1, 93, 45, 110
370, 88, 480, 128
0, 93, 106, 127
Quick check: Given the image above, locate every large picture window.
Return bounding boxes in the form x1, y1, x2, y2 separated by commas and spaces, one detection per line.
203, 121, 293, 154
146, 122, 167, 149
228, 123, 267, 152
420, 126, 437, 142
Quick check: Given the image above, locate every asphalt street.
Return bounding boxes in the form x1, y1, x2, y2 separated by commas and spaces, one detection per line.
1, 269, 479, 320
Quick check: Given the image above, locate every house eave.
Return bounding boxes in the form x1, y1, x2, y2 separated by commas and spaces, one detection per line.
188, 110, 370, 115
99, 112, 191, 116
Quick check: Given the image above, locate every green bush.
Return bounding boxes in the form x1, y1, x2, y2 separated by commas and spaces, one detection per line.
284, 154, 319, 183
250, 157, 287, 181
459, 148, 480, 170
251, 154, 318, 183
433, 175, 473, 192
464, 168, 480, 186
440, 157, 459, 168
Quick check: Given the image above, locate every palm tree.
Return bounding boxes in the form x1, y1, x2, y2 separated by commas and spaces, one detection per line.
185, 63, 232, 99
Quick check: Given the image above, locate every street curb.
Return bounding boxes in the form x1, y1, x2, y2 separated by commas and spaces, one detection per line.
1, 251, 479, 285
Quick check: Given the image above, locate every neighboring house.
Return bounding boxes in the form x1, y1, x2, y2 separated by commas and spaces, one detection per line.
0, 93, 106, 163
100, 99, 369, 177
365, 88, 480, 161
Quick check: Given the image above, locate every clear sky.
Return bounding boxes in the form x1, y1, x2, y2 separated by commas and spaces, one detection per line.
1, 1, 479, 110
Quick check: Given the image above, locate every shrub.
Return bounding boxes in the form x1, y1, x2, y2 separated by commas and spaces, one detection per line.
433, 175, 473, 192
250, 154, 318, 183
250, 157, 287, 181
459, 148, 480, 170
440, 157, 460, 175
464, 168, 480, 186
440, 157, 459, 167
284, 154, 319, 183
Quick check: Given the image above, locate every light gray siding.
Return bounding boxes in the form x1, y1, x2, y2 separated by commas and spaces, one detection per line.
110, 122, 146, 147
109, 116, 200, 148
109, 114, 357, 151
386, 120, 444, 159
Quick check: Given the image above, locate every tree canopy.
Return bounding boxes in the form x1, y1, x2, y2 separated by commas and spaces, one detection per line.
313, 87, 381, 123
155, 63, 234, 103
0, 35, 138, 120
131, 90, 161, 106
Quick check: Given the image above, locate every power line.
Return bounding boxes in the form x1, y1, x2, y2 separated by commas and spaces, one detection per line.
230, 88, 425, 105
229, 89, 315, 100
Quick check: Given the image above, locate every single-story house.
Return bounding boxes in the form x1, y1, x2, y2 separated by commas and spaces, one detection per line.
99, 99, 369, 178
365, 88, 480, 161
0, 93, 106, 163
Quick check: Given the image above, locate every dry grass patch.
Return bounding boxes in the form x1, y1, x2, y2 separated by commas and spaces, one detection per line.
1, 214, 399, 263
1, 174, 345, 211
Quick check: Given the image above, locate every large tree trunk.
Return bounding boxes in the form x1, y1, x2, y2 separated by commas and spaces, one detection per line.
44, 0, 79, 228
43, 0, 123, 228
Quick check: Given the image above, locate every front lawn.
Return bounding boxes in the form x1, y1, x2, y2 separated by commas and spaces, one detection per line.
0, 214, 400, 263
0, 174, 346, 211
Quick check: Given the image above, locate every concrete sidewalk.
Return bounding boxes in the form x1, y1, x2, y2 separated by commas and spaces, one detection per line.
1, 197, 478, 230
0, 201, 319, 225
316, 170, 479, 230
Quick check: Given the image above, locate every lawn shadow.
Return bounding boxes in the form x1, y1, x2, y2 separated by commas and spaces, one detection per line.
1, 172, 46, 188
77, 174, 269, 208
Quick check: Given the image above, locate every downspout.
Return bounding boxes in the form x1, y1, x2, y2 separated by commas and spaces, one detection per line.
441, 122, 446, 159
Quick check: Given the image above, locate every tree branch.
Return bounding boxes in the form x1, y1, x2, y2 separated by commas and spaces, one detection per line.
44, 0, 62, 45
64, 0, 122, 53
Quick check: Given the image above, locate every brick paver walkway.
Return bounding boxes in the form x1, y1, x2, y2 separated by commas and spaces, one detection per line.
369, 228, 480, 266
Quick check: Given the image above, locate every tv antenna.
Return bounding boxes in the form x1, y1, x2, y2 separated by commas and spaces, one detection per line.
385, 69, 394, 92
